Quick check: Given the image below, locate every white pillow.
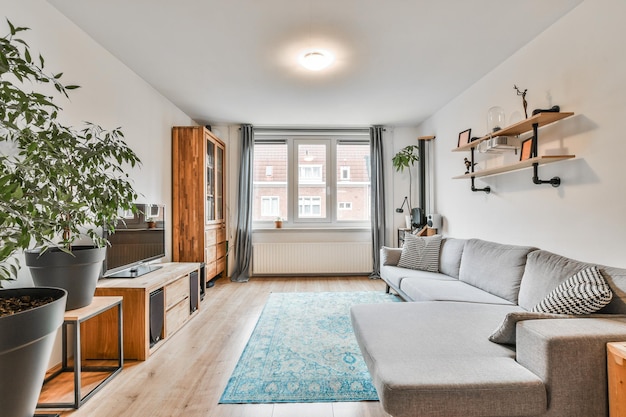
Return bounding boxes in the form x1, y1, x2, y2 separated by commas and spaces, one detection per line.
532, 266, 613, 315
397, 234, 442, 272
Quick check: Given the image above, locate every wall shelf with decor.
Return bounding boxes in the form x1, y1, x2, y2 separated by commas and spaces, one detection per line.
452, 112, 575, 193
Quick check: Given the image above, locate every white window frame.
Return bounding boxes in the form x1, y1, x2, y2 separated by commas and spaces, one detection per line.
252, 132, 370, 228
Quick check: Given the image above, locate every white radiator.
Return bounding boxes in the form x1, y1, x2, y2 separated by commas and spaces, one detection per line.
252, 242, 373, 275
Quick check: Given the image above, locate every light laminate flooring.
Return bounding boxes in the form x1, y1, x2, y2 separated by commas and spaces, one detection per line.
48, 276, 391, 417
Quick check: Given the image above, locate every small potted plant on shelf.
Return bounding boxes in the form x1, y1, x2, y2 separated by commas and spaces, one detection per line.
274, 217, 283, 229
145, 217, 157, 229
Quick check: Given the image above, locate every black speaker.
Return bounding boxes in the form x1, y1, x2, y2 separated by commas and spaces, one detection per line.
149, 289, 164, 347
199, 262, 206, 300
427, 213, 442, 229
189, 269, 199, 313
411, 207, 423, 228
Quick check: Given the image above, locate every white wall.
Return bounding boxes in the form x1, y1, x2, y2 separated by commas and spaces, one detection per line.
1, 0, 196, 287
418, 0, 626, 268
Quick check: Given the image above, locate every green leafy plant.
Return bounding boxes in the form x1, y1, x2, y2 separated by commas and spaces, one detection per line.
0, 20, 141, 285
392, 145, 419, 210
391, 145, 420, 172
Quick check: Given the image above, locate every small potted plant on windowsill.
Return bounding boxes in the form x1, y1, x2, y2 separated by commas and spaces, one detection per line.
274, 217, 283, 229
145, 217, 157, 229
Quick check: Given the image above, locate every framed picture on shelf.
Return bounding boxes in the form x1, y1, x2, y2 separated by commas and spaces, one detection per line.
520, 138, 533, 161
457, 129, 471, 148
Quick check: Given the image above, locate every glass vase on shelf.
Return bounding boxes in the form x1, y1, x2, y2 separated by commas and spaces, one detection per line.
487, 106, 506, 133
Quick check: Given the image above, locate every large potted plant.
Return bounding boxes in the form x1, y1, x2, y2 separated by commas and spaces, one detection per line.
0, 21, 141, 310
0, 19, 140, 417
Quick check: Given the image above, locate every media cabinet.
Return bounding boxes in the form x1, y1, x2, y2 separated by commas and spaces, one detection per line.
83, 262, 201, 361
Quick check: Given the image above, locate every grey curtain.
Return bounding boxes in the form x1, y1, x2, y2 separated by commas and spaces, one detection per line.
369, 125, 386, 279
231, 124, 254, 282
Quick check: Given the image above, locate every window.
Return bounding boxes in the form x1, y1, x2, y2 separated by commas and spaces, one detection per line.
299, 196, 322, 217
253, 131, 370, 227
339, 166, 350, 180
261, 196, 280, 217
253, 142, 288, 221
299, 165, 322, 182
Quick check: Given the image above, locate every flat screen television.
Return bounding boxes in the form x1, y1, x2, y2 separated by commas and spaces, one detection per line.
102, 203, 166, 278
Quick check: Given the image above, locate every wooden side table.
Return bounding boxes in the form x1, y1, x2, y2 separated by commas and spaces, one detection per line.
37, 296, 123, 409
607, 342, 626, 416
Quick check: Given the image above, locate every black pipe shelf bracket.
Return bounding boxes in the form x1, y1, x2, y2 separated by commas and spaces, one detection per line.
530, 122, 561, 187
469, 148, 490, 193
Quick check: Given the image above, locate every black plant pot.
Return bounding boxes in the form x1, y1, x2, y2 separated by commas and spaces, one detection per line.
0, 287, 67, 417
26, 246, 106, 310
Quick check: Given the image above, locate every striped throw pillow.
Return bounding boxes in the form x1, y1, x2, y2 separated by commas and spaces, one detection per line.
397, 234, 442, 272
532, 266, 613, 315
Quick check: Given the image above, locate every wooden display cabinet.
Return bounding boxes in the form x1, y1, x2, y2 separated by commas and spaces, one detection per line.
172, 126, 226, 285
82, 263, 201, 361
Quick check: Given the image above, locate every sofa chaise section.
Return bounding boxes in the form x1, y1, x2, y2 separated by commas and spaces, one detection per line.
351, 301, 545, 417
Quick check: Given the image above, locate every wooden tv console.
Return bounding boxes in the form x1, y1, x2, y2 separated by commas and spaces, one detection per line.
83, 262, 201, 361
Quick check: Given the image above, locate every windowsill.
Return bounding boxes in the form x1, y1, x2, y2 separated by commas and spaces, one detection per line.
253, 227, 370, 232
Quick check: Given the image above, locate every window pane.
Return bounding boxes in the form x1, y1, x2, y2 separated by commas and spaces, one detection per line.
336, 143, 370, 221
253, 143, 288, 221
298, 144, 326, 219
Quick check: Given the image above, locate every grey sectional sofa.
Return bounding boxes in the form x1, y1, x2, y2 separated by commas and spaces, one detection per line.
350, 238, 626, 417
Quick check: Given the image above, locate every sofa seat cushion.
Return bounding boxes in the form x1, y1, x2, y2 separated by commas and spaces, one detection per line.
351, 301, 546, 417
381, 264, 456, 291
400, 277, 515, 304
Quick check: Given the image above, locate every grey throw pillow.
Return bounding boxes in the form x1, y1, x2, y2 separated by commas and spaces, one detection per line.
489, 311, 572, 345
532, 266, 613, 315
397, 234, 442, 272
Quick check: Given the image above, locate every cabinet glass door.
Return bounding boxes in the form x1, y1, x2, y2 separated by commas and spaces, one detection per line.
206, 138, 215, 223
216, 145, 224, 221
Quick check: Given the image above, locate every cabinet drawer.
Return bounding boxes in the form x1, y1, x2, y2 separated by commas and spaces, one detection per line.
217, 227, 226, 243
216, 241, 227, 258
216, 257, 225, 275
165, 297, 189, 338
205, 245, 217, 263
205, 261, 217, 279
205, 229, 217, 244
165, 277, 189, 310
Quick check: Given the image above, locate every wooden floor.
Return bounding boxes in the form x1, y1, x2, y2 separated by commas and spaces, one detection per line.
45, 276, 391, 417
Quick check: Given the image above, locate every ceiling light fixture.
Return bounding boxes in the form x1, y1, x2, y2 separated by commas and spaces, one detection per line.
299, 50, 334, 71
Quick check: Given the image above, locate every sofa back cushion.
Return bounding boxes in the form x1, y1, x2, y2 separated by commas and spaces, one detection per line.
439, 238, 466, 279
459, 239, 536, 304
518, 250, 626, 314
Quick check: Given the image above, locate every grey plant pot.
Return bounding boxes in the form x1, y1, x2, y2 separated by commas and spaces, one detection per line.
0, 287, 67, 417
25, 246, 106, 310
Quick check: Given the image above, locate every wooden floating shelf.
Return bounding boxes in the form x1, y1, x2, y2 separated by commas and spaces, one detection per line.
452, 112, 575, 152
452, 155, 575, 180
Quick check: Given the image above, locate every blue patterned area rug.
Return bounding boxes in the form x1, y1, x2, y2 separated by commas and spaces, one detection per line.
219, 291, 399, 403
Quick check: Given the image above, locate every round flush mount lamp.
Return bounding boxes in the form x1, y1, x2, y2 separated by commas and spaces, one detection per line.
299, 50, 334, 71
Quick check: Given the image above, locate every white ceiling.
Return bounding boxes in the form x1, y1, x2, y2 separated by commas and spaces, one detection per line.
48, 0, 582, 127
